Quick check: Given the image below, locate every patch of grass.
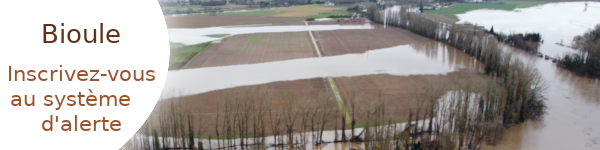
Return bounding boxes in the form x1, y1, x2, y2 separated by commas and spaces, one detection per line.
270, 4, 345, 17
308, 9, 352, 18
161, 5, 205, 11
169, 41, 186, 48
510, 1, 549, 8
424, 1, 548, 14
479, 71, 488, 79
169, 42, 212, 70
204, 34, 230, 38
214, 10, 289, 16
425, 4, 517, 14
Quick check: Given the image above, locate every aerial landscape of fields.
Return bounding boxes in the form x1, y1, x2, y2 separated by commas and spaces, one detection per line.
123, 0, 600, 149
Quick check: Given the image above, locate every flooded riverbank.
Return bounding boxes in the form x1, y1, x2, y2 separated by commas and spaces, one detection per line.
454, 2, 600, 149
126, 2, 600, 150
479, 47, 600, 150
457, 2, 600, 57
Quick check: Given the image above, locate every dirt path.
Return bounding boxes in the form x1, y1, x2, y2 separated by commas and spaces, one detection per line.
305, 21, 352, 123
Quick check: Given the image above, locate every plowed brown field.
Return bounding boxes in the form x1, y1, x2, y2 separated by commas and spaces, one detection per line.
165, 16, 304, 28
187, 31, 317, 68
313, 28, 430, 56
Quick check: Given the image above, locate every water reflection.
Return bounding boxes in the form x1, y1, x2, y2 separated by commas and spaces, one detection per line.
411, 41, 483, 72
457, 2, 600, 57
168, 24, 375, 45
479, 23, 600, 150
162, 41, 480, 98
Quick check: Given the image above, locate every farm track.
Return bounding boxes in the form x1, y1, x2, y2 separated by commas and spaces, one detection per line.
157, 21, 487, 136
305, 21, 351, 124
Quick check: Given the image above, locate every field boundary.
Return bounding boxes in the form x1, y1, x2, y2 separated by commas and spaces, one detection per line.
306, 21, 351, 124
181, 42, 212, 69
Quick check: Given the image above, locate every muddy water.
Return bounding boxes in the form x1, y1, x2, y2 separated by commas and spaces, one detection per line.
454, 2, 600, 149
168, 24, 375, 45
162, 41, 482, 98
478, 47, 600, 150
457, 2, 600, 57
129, 120, 436, 150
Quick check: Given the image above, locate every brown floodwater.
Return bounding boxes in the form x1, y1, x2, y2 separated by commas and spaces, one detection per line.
478, 47, 600, 150
140, 3, 600, 148
456, 2, 600, 149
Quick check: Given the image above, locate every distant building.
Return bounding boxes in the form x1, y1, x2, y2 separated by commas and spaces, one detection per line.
324, 2, 335, 6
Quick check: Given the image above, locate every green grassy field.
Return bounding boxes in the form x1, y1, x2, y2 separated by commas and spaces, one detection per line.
169, 42, 212, 70
210, 10, 289, 16
204, 34, 231, 38
424, 1, 549, 14
161, 5, 206, 11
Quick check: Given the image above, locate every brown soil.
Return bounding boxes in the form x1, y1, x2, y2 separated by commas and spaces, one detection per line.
149, 23, 486, 137
148, 77, 339, 136
187, 31, 317, 68
148, 69, 485, 136
165, 16, 305, 28
334, 70, 486, 123
313, 27, 430, 56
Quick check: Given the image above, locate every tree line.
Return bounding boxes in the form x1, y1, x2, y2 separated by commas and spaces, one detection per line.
366, 4, 548, 149
488, 28, 542, 53
558, 25, 600, 78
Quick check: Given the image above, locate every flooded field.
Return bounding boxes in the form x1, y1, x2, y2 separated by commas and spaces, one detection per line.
165, 16, 305, 28
168, 24, 374, 45
455, 2, 600, 150
457, 2, 600, 57
163, 41, 481, 98
125, 2, 600, 150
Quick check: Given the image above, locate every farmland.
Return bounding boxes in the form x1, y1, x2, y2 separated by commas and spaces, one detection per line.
147, 24, 488, 141
169, 42, 212, 70
180, 4, 353, 19
186, 31, 317, 68
424, 1, 549, 14
124, 2, 600, 150
313, 28, 429, 56
165, 16, 305, 28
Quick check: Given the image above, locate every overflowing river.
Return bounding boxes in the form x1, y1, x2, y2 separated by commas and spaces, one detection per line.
153, 2, 600, 149
455, 2, 600, 150
457, 2, 600, 57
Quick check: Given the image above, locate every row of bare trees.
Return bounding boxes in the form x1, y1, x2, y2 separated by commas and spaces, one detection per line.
122, 67, 545, 150
121, 88, 373, 150
364, 4, 549, 149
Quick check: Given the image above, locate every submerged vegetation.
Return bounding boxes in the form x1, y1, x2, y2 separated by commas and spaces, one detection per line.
169, 42, 212, 70
122, 69, 546, 149
558, 25, 600, 77
127, 3, 553, 150
489, 28, 542, 53
365, 4, 548, 149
